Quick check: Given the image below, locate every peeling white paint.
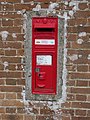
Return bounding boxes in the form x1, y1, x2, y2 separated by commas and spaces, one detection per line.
48, 3, 59, 12
77, 39, 83, 44
33, 3, 41, 11
6, 19, 9, 21
69, 10, 74, 16
78, 32, 87, 37
21, 89, 29, 106
17, 11, 22, 14
69, 54, 78, 61
12, 33, 17, 38
65, 1, 68, 5
78, 55, 82, 58
3, 61, 9, 71
21, 0, 24, 3
15, 65, 18, 70
0, 31, 9, 41
87, 54, 90, 60
30, 1, 34, 5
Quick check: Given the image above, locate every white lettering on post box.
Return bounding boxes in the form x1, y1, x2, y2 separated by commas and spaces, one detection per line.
35, 39, 55, 45
36, 55, 52, 65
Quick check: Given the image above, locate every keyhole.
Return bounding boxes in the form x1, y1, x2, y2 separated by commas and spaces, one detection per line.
38, 73, 41, 77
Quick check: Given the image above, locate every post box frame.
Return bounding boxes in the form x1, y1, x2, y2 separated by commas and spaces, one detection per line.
25, 11, 64, 101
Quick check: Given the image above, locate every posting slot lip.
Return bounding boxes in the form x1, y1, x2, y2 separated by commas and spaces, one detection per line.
34, 28, 55, 32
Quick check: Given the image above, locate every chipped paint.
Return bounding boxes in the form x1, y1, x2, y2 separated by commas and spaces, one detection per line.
77, 39, 83, 44
12, 33, 17, 38
69, 10, 74, 16
3, 61, 9, 72
21, 0, 24, 3
0, 31, 9, 41
33, 3, 41, 11
69, 54, 78, 61
78, 55, 82, 58
78, 32, 87, 37
87, 54, 90, 60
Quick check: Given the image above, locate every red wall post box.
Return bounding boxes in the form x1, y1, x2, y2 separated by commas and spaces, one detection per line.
32, 17, 58, 94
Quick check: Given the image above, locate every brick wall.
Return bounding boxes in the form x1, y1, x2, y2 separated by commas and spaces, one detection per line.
0, 0, 90, 120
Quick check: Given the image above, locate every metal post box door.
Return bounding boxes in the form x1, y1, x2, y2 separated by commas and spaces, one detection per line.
32, 52, 57, 94
32, 17, 58, 94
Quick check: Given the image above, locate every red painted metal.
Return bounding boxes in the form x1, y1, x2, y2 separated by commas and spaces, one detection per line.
32, 17, 58, 94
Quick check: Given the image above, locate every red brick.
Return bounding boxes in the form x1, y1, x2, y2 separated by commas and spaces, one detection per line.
75, 109, 86, 116
8, 64, 16, 70
67, 94, 75, 101
0, 64, 4, 70
70, 73, 90, 79
16, 79, 25, 85
2, 4, 14, 11
61, 102, 71, 108
71, 87, 90, 94
36, 115, 53, 120
2, 19, 13, 26
17, 49, 24, 56
2, 100, 24, 106
67, 80, 75, 86
0, 49, 4, 55
62, 116, 71, 120
0, 12, 23, 19
24, 115, 36, 120
0, 79, 5, 85
14, 19, 23, 26
17, 107, 25, 113
87, 95, 90, 101
76, 19, 87, 26
5, 50, 16, 56
74, 11, 90, 18
0, 71, 22, 78
0, 40, 3, 48
72, 102, 90, 109
0, 93, 4, 99
6, 93, 16, 99
3, 41, 22, 49
6, 107, 16, 113
0, 108, 5, 113
0, 86, 22, 92
72, 117, 90, 120
76, 95, 87, 101
67, 33, 77, 41
68, 19, 76, 26
0, 26, 21, 33
14, 4, 35, 11
24, 0, 56, 2
2, 114, 23, 120
40, 106, 54, 115
79, 3, 88, 10
6, 0, 21, 3
67, 27, 77, 33
74, 58, 90, 64
76, 80, 88, 86
1, 57, 21, 63
62, 109, 74, 116
87, 110, 90, 116
77, 65, 88, 72
6, 79, 17, 85
66, 65, 77, 72
17, 93, 22, 99
87, 18, 90, 24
